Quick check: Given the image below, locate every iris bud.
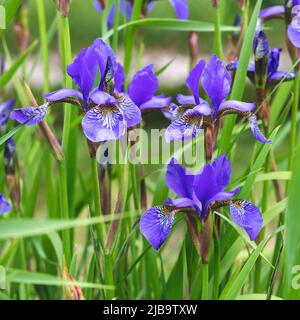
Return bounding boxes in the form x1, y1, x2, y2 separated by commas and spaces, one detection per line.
253, 31, 269, 89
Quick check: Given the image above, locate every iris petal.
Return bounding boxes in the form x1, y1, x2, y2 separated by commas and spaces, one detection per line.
166, 158, 194, 199
81, 105, 125, 142
202, 55, 232, 112
0, 99, 15, 126
212, 154, 231, 190
116, 94, 141, 127
44, 89, 83, 102
140, 206, 175, 250
128, 65, 158, 107
140, 95, 172, 111
230, 200, 263, 241
165, 108, 204, 142
0, 194, 11, 215
259, 5, 285, 20
219, 100, 256, 113
89, 90, 116, 105
186, 59, 206, 105
268, 48, 282, 75
268, 71, 296, 84
288, 22, 300, 48
249, 114, 272, 144
10, 104, 48, 126
168, 0, 189, 20
176, 94, 195, 105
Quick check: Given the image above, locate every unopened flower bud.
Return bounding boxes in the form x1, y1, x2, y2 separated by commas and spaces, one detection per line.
212, 0, 220, 7
54, 0, 70, 17
253, 31, 269, 89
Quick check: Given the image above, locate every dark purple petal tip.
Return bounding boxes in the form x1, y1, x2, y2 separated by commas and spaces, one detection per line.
249, 114, 272, 144
140, 206, 175, 250
230, 200, 263, 241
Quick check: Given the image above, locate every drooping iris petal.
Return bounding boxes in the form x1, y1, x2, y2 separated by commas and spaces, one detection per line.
92, 38, 118, 90
166, 158, 194, 199
259, 5, 285, 20
10, 104, 48, 126
168, 0, 189, 20
288, 21, 300, 48
211, 154, 231, 190
44, 89, 83, 102
140, 206, 175, 250
81, 104, 125, 142
0, 99, 15, 126
268, 48, 282, 75
116, 94, 141, 127
89, 90, 116, 105
165, 108, 204, 142
161, 103, 179, 121
268, 71, 296, 83
230, 200, 263, 241
0, 194, 11, 215
114, 63, 125, 93
140, 95, 172, 111
128, 65, 158, 107
186, 59, 206, 105
202, 55, 232, 112
249, 114, 272, 144
219, 100, 256, 113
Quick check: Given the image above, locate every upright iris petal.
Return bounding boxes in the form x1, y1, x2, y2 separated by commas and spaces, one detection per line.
140, 206, 175, 250
128, 65, 158, 107
230, 200, 263, 241
168, 0, 189, 20
10, 104, 48, 126
202, 55, 232, 113
288, 6, 300, 48
0, 194, 11, 215
186, 59, 206, 105
166, 158, 194, 199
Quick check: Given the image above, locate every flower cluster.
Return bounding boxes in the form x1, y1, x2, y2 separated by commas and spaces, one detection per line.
94, 0, 189, 28
140, 155, 263, 250
10, 38, 170, 143
164, 55, 271, 144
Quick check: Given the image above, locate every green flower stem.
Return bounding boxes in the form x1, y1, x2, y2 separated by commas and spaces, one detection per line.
57, 12, 73, 263
201, 263, 209, 300
212, 220, 220, 299
36, 0, 49, 92
91, 157, 105, 248
213, 1, 224, 60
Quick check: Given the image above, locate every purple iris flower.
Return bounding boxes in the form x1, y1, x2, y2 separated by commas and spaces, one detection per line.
140, 155, 263, 250
10, 38, 142, 143
94, 0, 188, 28
164, 55, 271, 144
259, 1, 300, 48
227, 33, 295, 85
0, 194, 11, 215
